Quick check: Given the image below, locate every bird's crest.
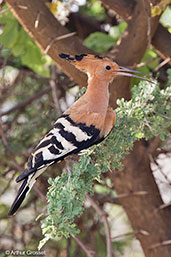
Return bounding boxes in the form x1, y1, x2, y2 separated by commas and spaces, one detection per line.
59, 53, 104, 62
59, 53, 111, 74
59, 53, 155, 84
59, 53, 88, 62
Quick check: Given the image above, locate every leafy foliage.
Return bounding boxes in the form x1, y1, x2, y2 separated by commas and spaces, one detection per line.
39, 80, 171, 248
84, 32, 115, 53
0, 6, 50, 77
84, 21, 127, 53
130, 48, 159, 86
81, 0, 107, 20
38, 156, 99, 249
96, 81, 171, 170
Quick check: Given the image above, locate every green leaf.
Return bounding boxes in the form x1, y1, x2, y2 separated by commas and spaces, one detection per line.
84, 32, 115, 53
21, 41, 43, 66
109, 26, 121, 40
160, 6, 171, 32
0, 20, 19, 48
142, 49, 159, 69
131, 48, 159, 86
12, 28, 29, 56
135, 132, 144, 139
21, 41, 50, 77
118, 21, 127, 33
0, 5, 16, 23
0, 7, 50, 77
83, 1, 106, 20
167, 69, 171, 84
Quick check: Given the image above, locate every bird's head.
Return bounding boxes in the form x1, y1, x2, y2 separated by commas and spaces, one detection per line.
59, 53, 154, 84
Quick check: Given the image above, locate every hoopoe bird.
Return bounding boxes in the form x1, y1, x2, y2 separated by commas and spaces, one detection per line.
9, 53, 152, 216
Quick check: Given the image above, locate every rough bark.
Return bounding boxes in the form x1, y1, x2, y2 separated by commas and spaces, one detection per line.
101, 0, 136, 21
111, 141, 171, 257
4, 1, 171, 257
152, 24, 171, 60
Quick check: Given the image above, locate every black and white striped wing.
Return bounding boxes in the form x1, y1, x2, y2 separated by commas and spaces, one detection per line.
16, 114, 100, 182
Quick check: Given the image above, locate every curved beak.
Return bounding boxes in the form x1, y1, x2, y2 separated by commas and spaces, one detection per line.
113, 66, 155, 84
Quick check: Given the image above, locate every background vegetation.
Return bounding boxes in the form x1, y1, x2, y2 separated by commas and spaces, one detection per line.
0, 0, 171, 257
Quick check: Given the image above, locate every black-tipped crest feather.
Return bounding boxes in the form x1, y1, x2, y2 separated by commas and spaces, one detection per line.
59, 53, 87, 62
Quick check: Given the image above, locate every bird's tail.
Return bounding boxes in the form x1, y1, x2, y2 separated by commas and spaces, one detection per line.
8, 174, 35, 216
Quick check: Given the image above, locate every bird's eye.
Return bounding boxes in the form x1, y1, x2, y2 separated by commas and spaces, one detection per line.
106, 65, 111, 70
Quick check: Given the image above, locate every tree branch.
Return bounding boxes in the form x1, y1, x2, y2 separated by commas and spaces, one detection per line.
110, 141, 171, 257
49, 65, 62, 114
101, 0, 171, 61
73, 236, 96, 257
86, 194, 113, 257
0, 86, 51, 117
101, 0, 135, 21
152, 24, 171, 61
108, 0, 161, 107
5, 0, 89, 86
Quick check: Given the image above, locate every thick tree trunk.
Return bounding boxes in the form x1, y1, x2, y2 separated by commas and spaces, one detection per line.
108, 0, 161, 106
5, 0, 171, 256
111, 141, 171, 257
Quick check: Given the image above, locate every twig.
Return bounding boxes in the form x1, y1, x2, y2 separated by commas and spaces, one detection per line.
0, 171, 16, 196
86, 194, 113, 257
153, 111, 170, 120
94, 193, 121, 206
112, 229, 149, 241
49, 66, 61, 114
136, 57, 160, 68
0, 117, 24, 171
0, 86, 51, 117
115, 191, 148, 199
44, 32, 76, 54
34, 11, 41, 28
144, 118, 153, 131
149, 239, 171, 250
141, 0, 152, 46
155, 202, 171, 212
0, 4, 28, 15
154, 57, 171, 72
67, 238, 71, 257
0, 7, 10, 14
0, 120, 8, 147
73, 236, 96, 257
16, 5, 28, 10
150, 154, 171, 185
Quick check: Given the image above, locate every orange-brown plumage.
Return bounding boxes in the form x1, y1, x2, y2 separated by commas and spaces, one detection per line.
64, 54, 119, 132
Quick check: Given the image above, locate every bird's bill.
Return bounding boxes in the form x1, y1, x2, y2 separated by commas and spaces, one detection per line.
113, 66, 155, 84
